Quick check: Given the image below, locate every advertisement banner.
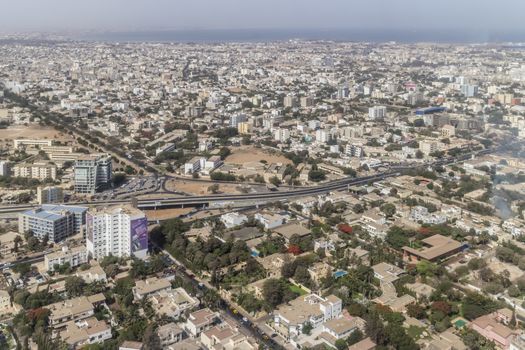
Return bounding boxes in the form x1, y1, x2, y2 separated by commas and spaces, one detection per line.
130, 217, 148, 253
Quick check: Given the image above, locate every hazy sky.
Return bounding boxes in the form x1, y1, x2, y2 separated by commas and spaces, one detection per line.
0, 0, 524, 33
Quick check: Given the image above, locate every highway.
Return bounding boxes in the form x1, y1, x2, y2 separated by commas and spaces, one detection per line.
0, 145, 504, 215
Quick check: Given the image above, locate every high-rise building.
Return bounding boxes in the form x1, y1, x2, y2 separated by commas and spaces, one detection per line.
368, 106, 387, 120
229, 113, 246, 128
86, 205, 148, 260
300, 96, 314, 108
19, 204, 88, 242
284, 95, 298, 108
316, 130, 332, 144
461, 84, 478, 97
0, 161, 9, 176
237, 122, 251, 134
274, 128, 291, 142
74, 154, 112, 194
37, 186, 64, 204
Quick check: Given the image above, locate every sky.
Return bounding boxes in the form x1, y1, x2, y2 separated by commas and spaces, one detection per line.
0, 0, 524, 34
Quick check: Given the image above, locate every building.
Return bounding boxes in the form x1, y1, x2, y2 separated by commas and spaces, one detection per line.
18, 204, 87, 242
0, 160, 10, 176
345, 144, 363, 158
403, 234, 463, 263
86, 205, 148, 260
300, 96, 314, 108
274, 128, 291, 142
221, 212, 249, 229
185, 308, 220, 337
461, 84, 479, 97
45, 245, 89, 271
254, 212, 284, 230
37, 186, 64, 204
230, 113, 247, 127
470, 313, 517, 349
74, 154, 112, 194
157, 323, 184, 348
60, 317, 112, 348
441, 124, 456, 137
273, 294, 342, 339
13, 139, 53, 149
237, 122, 251, 134
368, 106, 387, 120
284, 95, 298, 108
0, 290, 11, 313
12, 162, 57, 180
132, 277, 172, 300
148, 287, 200, 319
48, 294, 105, 328
184, 156, 204, 174
316, 129, 332, 144
419, 140, 438, 156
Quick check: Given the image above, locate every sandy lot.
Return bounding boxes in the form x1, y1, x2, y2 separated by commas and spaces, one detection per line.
144, 208, 194, 221
489, 257, 524, 281
0, 126, 73, 142
165, 180, 244, 195
225, 146, 292, 165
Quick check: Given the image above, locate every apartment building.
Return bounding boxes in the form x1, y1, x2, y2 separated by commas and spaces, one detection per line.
37, 185, 64, 204
74, 154, 112, 194
86, 205, 148, 260
48, 294, 106, 328
60, 317, 112, 349
132, 277, 172, 300
18, 204, 87, 242
185, 308, 220, 337
44, 245, 89, 271
148, 287, 200, 319
12, 162, 57, 180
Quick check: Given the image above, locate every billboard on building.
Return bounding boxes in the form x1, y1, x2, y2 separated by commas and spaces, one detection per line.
130, 216, 148, 253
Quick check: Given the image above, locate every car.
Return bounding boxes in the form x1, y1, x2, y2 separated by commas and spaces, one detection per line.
242, 317, 248, 323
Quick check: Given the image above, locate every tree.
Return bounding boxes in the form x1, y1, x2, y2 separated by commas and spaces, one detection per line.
262, 279, 284, 308
269, 176, 281, 186
407, 303, 426, 319
65, 276, 86, 297
380, 203, 396, 218
416, 150, 424, 159
302, 322, 313, 335
208, 184, 220, 194
353, 204, 365, 214
218, 147, 231, 160
13, 235, 23, 252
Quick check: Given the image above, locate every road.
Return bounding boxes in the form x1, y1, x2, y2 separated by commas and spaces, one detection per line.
154, 243, 284, 349
0, 145, 501, 215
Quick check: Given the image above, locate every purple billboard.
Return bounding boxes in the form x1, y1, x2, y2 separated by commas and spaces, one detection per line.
130, 216, 149, 254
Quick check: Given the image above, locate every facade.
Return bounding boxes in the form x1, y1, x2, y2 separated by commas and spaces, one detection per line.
0, 160, 10, 176
368, 106, 387, 120
13, 139, 53, 149
184, 156, 204, 174
229, 113, 246, 127
60, 317, 112, 348
45, 246, 89, 271
86, 205, 148, 260
237, 122, 251, 134
185, 308, 220, 337
74, 154, 112, 194
37, 186, 64, 204
274, 128, 291, 142
157, 323, 184, 348
273, 294, 342, 339
18, 204, 87, 242
12, 162, 57, 180
419, 140, 438, 155
220, 212, 248, 229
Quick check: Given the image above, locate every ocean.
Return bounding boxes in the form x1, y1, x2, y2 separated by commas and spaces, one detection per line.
75, 28, 525, 44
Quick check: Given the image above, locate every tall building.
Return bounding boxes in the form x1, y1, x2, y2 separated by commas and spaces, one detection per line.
368, 106, 387, 120
237, 122, 251, 134
74, 154, 112, 194
0, 161, 9, 176
461, 84, 478, 97
300, 96, 314, 108
37, 186, 64, 204
229, 113, 246, 128
274, 128, 291, 142
316, 129, 332, 144
19, 204, 88, 242
284, 95, 298, 108
86, 205, 148, 260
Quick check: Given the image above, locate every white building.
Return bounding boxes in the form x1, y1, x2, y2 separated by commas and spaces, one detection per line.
368, 106, 387, 120
316, 129, 332, 144
13, 162, 57, 180
45, 246, 89, 271
86, 205, 148, 260
254, 213, 284, 230
184, 157, 205, 174
220, 212, 249, 229
419, 141, 438, 156
74, 154, 112, 194
274, 128, 291, 142
273, 294, 342, 339
0, 161, 9, 176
